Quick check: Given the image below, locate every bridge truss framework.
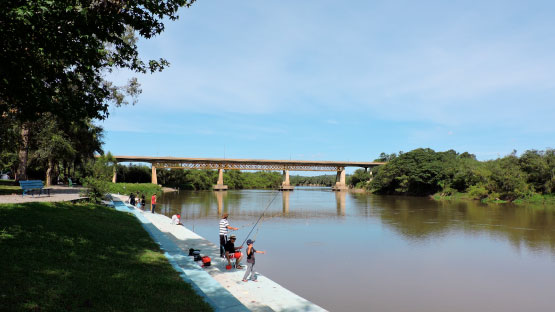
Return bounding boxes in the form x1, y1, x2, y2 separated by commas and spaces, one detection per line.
110, 156, 385, 191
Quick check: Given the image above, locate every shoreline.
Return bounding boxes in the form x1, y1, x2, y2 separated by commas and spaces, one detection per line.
112, 194, 326, 312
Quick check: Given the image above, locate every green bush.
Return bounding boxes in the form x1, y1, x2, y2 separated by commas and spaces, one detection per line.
468, 184, 488, 200
107, 183, 162, 199
82, 177, 110, 204
82, 153, 115, 203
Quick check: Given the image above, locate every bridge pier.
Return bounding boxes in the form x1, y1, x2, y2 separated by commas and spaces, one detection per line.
112, 164, 117, 183
151, 165, 158, 185
279, 170, 294, 191
332, 167, 348, 191
213, 168, 228, 191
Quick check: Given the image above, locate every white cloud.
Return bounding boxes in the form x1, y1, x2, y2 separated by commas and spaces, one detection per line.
114, 0, 555, 131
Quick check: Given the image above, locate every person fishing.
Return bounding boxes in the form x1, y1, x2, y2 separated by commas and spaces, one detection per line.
242, 239, 265, 282
219, 213, 238, 258
224, 235, 243, 269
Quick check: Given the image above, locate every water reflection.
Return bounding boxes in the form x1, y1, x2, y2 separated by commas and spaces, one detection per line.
282, 191, 290, 214
214, 190, 226, 216
159, 188, 555, 311
164, 190, 555, 255
335, 191, 346, 216
351, 193, 555, 254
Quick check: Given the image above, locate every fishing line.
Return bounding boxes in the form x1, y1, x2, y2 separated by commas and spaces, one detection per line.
234, 212, 283, 231
240, 190, 280, 247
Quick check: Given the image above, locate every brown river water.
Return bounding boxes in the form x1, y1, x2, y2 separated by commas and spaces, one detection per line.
158, 187, 555, 312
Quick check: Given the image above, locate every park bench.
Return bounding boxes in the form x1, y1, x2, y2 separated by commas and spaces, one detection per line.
19, 180, 51, 197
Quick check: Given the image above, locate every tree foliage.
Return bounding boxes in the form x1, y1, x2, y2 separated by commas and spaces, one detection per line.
290, 174, 336, 186
82, 152, 116, 203
1, 0, 195, 180
1, 0, 195, 122
370, 148, 555, 201
116, 166, 284, 190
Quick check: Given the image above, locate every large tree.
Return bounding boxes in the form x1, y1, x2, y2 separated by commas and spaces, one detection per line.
0, 0, 195, 179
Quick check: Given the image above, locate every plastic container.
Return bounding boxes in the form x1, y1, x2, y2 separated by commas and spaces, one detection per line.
202, 256, 211, 267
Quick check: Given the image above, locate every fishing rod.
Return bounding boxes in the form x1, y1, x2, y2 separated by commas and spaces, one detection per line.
234, 212, 284, 230
240, 190, 280, 247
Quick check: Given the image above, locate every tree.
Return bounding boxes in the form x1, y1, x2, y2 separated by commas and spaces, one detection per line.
82, 153, 116, 203
486, 155, 530, 200
34, 116, 76, 186
375, 152, 396, 162
348, 169, 371, 188
370, 148, 457, 195
0, 0, 196, 180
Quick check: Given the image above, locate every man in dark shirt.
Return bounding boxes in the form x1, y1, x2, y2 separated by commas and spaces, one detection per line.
224, 235, 243, 269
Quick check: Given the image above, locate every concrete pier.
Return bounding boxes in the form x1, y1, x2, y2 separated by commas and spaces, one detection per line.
279, 170, 294, 191
151, 165, 158, 185
111, 195, 326, 312
213, 168, 228, 191
331, 167, 348, 191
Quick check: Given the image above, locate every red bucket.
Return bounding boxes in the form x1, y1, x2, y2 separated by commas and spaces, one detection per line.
226, 265, 232, 270
202, 256, 211, 266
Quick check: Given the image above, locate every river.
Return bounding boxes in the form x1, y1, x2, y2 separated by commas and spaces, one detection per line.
158, 187, 555, 312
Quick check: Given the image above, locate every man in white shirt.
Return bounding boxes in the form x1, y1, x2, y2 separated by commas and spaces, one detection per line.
219, 213, 238, 257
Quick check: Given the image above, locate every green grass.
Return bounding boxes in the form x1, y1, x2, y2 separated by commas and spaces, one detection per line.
0, 180, 22, 195
107, 183, 163, 199
0, 202, 212, 311
431, 191, 473, 201
433, 191, 555, 206
513, 194, 555, 205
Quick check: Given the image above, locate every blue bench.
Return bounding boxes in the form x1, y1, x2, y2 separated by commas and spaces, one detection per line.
19, 180, 51, 197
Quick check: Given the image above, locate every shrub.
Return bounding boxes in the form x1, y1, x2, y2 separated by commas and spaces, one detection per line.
82, 177, 110, 204
468, 184, 488, 200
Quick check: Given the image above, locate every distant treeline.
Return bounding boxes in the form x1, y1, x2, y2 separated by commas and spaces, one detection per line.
116, 165, 283, 190
366, 148, 555, 201
290, 174, 336, 186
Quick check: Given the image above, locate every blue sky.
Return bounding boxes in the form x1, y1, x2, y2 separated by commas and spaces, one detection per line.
102, 0, 555, 167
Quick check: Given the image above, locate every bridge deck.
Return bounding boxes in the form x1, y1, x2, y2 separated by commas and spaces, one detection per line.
111, 156, 384, 171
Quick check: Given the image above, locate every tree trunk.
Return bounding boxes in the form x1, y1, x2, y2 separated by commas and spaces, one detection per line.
16, 122, 30, 181
46, 158, 53, 186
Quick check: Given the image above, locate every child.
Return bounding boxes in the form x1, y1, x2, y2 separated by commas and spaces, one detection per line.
171, 214, 182, 225
242, 239, 265, 282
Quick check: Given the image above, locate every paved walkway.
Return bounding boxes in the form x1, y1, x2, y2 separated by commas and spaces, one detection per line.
112, 195, 326, 312
0, 185, 86, 204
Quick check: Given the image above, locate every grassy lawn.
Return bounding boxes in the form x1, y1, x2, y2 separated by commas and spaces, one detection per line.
107, 183, 163, 199
0, 202, 212, 311
0, 180, 21, 195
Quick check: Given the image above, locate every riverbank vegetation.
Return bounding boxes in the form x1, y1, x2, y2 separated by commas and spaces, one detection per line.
366, 148, 555, 203
107, 183, 162, 197
115, 165, 284, 190
0, 201, 212, 311
290, 174, 336, 186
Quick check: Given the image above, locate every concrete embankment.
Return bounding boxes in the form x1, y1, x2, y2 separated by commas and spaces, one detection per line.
111, 195, 326, 312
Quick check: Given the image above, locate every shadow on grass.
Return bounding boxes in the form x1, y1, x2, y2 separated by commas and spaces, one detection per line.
0, 202, 212, 311
0, 181, 21, 195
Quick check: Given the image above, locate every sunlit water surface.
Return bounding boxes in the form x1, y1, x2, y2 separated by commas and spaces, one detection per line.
158, 187, 555, 312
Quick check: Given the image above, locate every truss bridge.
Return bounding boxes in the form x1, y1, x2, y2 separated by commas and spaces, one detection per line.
110, 156, 385, 191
